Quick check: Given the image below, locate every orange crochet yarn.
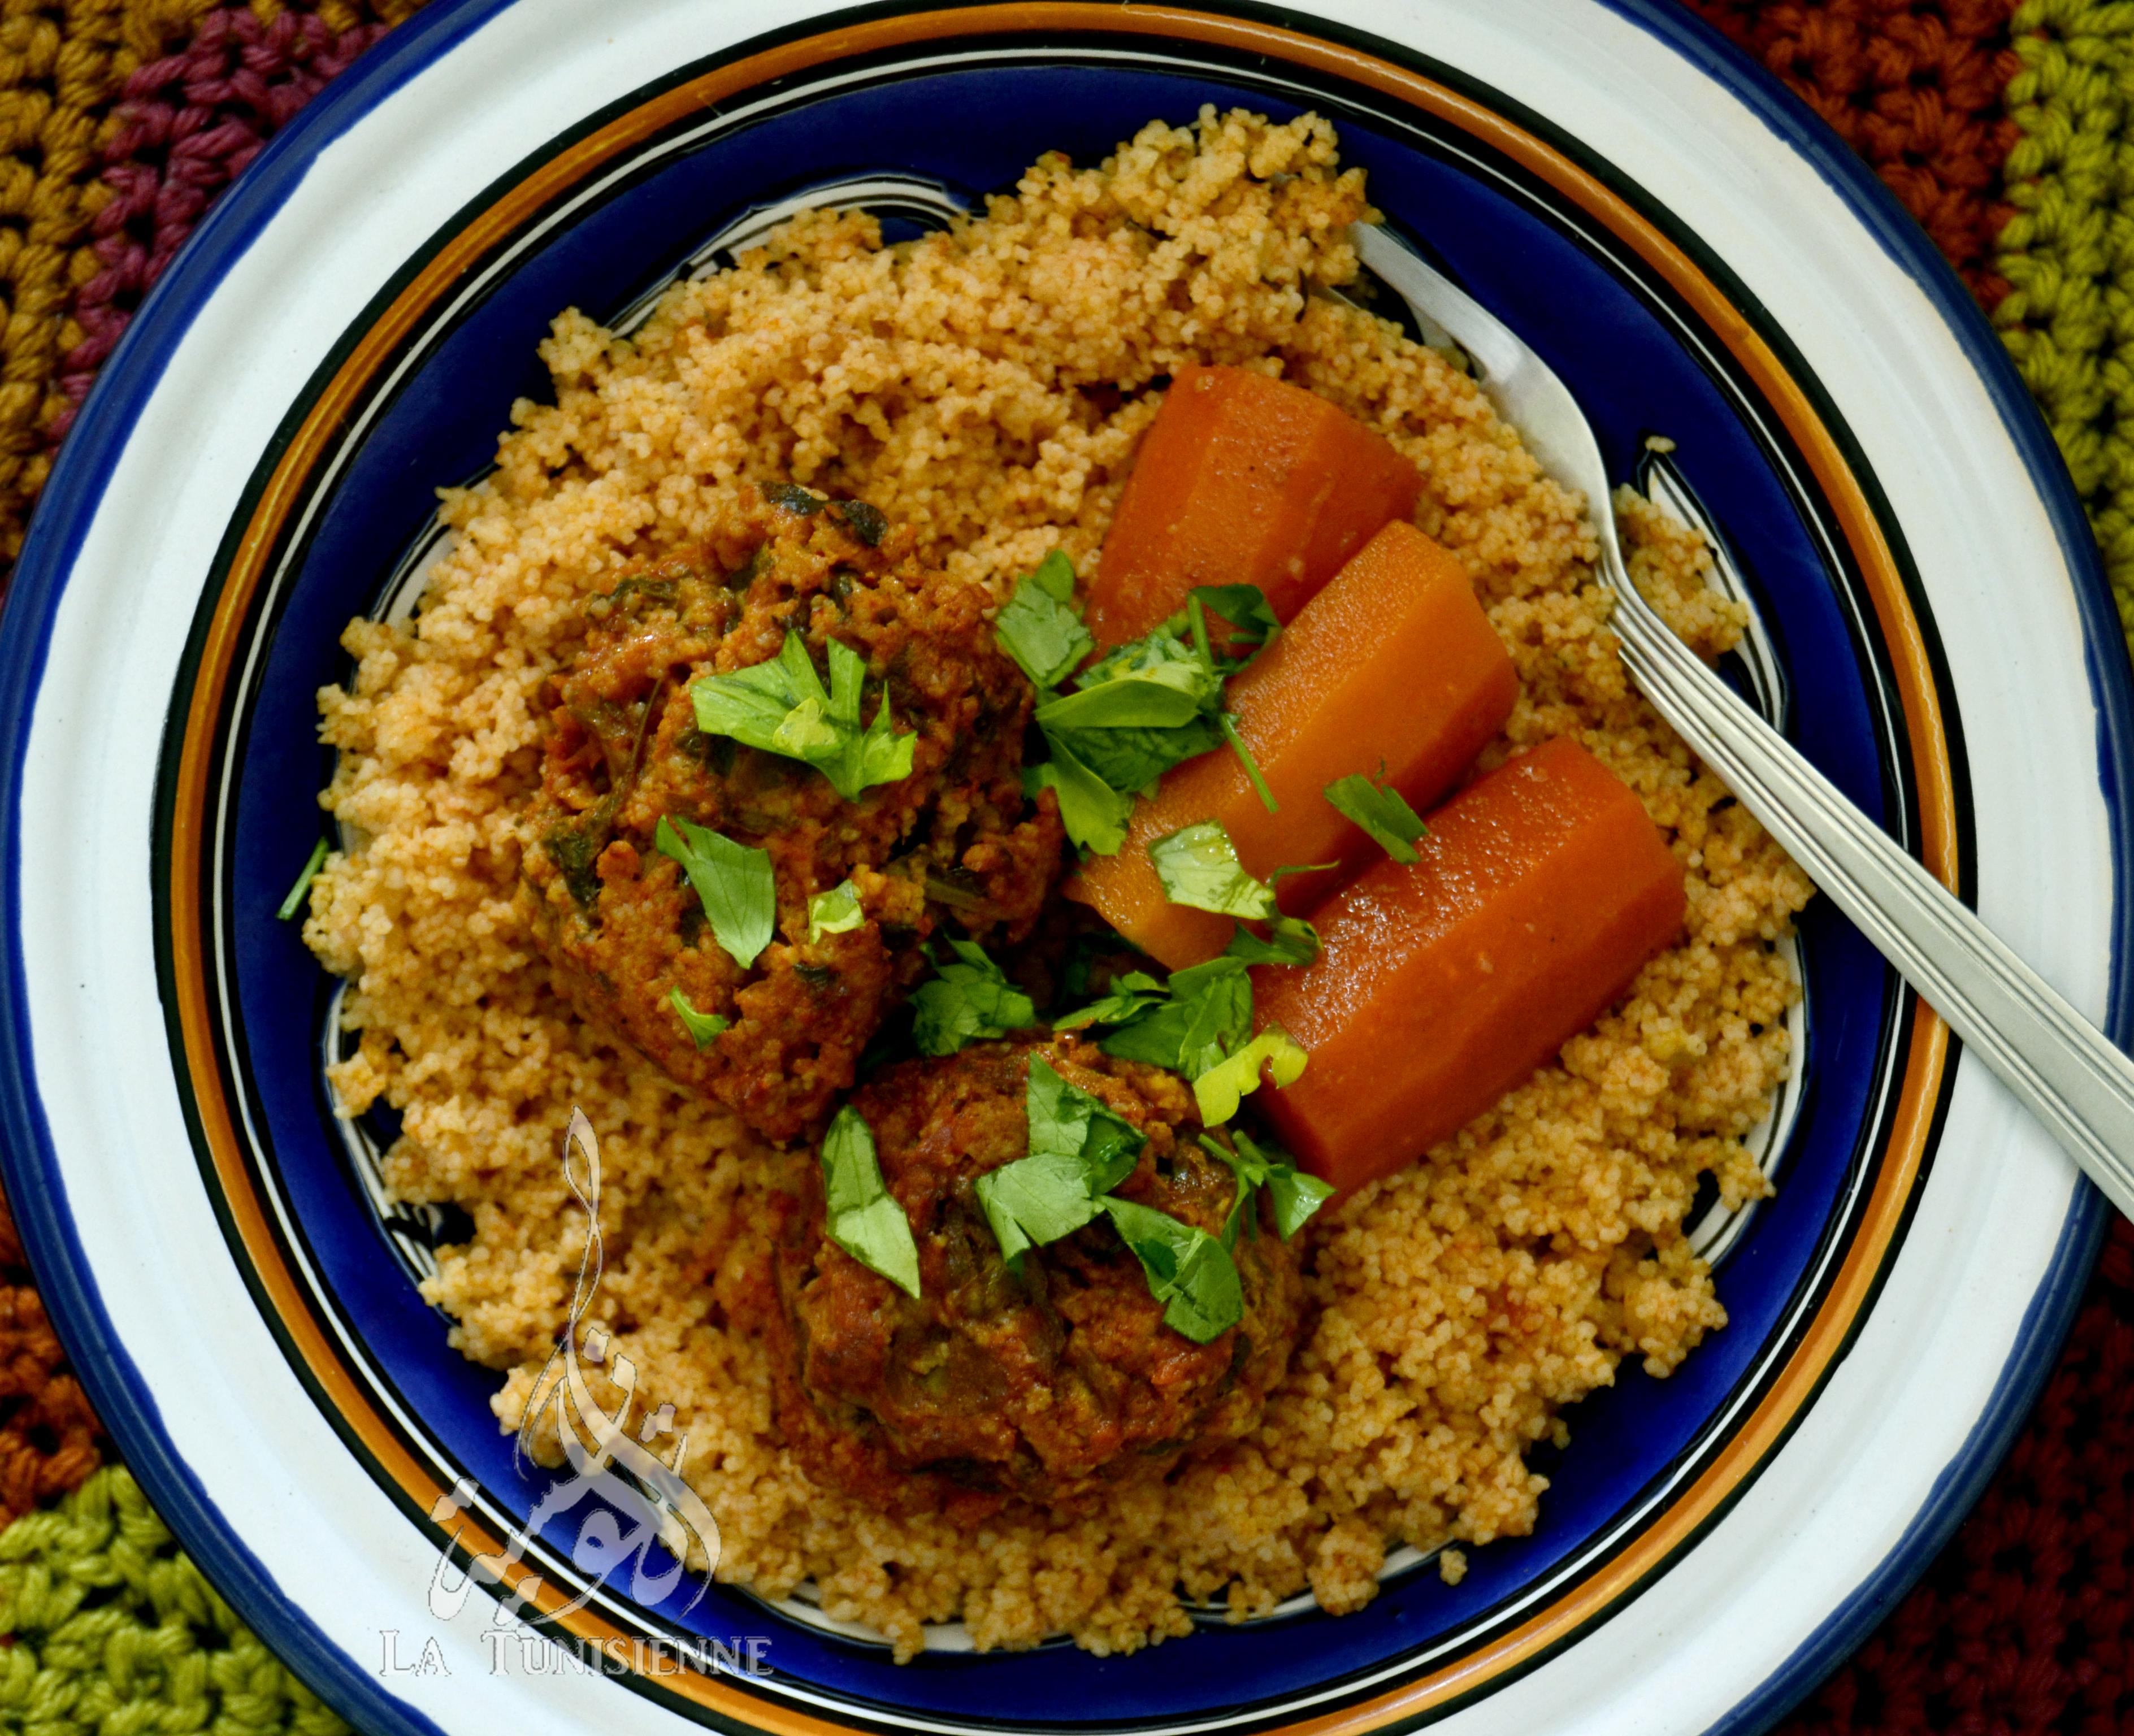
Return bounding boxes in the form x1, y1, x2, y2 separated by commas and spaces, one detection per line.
0, 1191, 103, 1527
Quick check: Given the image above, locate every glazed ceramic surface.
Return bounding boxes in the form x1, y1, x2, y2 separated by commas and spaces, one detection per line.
0, 2, 2124, 1734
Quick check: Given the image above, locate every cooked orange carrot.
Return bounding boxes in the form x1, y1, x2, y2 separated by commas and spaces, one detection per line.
1068, 520, 1517, 967
1086, 364, 1423, 649
1252, 737, 1685, 1195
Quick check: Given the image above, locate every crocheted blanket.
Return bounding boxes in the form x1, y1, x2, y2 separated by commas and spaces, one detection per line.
0, 1, 2127, 1730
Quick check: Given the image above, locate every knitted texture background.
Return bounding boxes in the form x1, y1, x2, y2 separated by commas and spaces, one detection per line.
0, 0, 422, 567
0, 1466, 343, 1733
0, 1197, 100, 1540
1995, 0, 2134, 637
0, 1, 2127, 1733
1685, 0, 2025, 300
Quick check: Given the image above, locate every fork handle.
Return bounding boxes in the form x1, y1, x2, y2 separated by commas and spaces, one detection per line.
1609, 583, 2134, 1220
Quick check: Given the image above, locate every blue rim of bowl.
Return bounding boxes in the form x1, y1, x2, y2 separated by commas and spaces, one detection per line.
0, 2, 2118, 1735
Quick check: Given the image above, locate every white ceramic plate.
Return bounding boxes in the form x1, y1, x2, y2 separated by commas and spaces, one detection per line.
0, 2, 2121, 1733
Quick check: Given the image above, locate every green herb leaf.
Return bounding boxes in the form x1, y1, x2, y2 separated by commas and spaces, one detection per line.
688, 635, 818, 752
1188, 584, 1281, 653
1016, 613, 1255, 844
1229, 1129, 1334, 1240
975, 1056, 1146, 1265
1222, 915, 1321, 968
1192, 1025, 1309, 1125
807, 879, 865, 944
821, 1106, 921, 1298
1044, 717, 1224, 796
689, 631, 916, 800
995, 550, 1093, 691
1148, 821, 1277, 919
653, 816, 777, 969
1096, 957, 1253, 1077
1217, 712, 1278, 812
667, 986, 731, 1048
1026, 740, 1135, 855
1025, 1055, 1144, 1182
277, 838, 329, 922
1325, 773, 1428, 863
830, 498, 888, 545
910, 938, 1038, 1055
764, 481, 825, 517
1036, 672, 1209, 731
1051, 971, 1168, 1031
1054, 629, 1225, 724
1265, 1162, 1336, 1239
1201, 1135, 1263, 1251
977, 1154, 1107, 1266
1099, 1196, 1244, 1343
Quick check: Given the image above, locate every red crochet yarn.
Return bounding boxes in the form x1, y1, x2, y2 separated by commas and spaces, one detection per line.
1684, 0, 2024, 305
53, 5, 393, 437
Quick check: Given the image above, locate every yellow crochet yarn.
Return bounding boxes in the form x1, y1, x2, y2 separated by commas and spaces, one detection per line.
1996, 0, 2134, 637
0, 1465, 346, 1733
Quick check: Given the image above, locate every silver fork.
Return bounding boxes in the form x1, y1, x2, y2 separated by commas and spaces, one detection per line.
1351, 221, 2134, 1221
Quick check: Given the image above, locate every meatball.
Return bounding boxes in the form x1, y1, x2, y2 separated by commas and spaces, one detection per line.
521, 488, 1064, 1142
765, 1038, 1305, 1516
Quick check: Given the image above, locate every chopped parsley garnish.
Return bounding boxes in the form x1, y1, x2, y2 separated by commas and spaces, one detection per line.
974, 1057, 1145, 1266
821, 1105, 921, 1298
1051, 970, 1168, 1031
1045, 714, 1225, 800
1147, 821, 1277, 919
1094, 955, 1254, 1079
763, 481, 823, 517
1189, 584, 1282, 658
995, 550, 1093, 689
831, 498, 887, 546
667, 987, 731, 1048
689, 632, 916, 801
1036, 624, 1226, 801
1024, 745, 1134, 856
1191, 1025, 1307, 1125
276, 838, 329, 922
1325, 772, 1428, 863
1143, 820, 1321, 964
654, 816, 777, 969
909, 938, 1038, 1055
969, 1052, 1244, 1343
1204, 1129, 1333, 1248
997, 556, 1281, 853
1217, 713, 1277, 811
1221, 915, 1321, 968
1099, 1196, 1243, 1344
1035, 636, 1219, 731
1054, 859, 1318, 1124
807, 879, 865, 944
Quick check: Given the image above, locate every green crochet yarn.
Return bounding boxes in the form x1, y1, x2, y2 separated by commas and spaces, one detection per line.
0, 1468, 345, 1735
1996, 0, 2134, 636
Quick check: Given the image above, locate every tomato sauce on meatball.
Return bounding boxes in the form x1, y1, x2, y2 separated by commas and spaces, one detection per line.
762, 1037, 1305, 1516
521, 488, 1064, 1142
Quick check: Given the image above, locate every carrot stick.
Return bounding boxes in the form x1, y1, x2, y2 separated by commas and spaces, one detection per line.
1252, 737, 1686, 1195
1087, 364, 1423, 649
1068, 520, 1517, 968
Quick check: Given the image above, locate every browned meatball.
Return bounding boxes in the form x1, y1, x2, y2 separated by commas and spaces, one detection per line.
521, 488, 1064, 1142
765, 1037, 1305, 1517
